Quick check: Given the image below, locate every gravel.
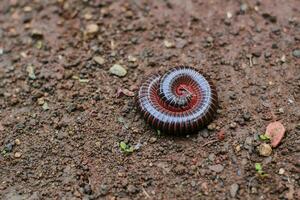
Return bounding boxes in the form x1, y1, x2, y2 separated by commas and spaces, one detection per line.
292, 49, 300, 58
85, 24, 99, 35
109, 64, 127, 77
93, 56, 105, 65
208, 164, 224, 173
230, 183, 239, 197
258, 143, 272, 156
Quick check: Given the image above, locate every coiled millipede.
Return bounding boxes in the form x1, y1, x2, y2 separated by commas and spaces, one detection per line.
137, 66, 218, 134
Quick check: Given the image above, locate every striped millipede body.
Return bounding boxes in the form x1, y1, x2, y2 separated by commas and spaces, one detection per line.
137, 66, 218, 134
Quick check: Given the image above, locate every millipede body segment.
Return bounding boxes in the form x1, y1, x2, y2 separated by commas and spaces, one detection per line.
137, 66, 218, 134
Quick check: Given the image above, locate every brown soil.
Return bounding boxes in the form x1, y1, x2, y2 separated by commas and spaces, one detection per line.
0, 0, 300, 199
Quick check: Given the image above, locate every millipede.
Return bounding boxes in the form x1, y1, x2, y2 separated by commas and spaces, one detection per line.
137, 66, 218, 134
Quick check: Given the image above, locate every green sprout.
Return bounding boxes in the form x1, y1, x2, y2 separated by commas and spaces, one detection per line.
259, 134, 270, 141
119, 141, 134, 154
255, 163, 268, 177
1, 149, 7, 156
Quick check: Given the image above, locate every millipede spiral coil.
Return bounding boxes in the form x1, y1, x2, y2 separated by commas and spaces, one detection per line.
137, 66, 218, 134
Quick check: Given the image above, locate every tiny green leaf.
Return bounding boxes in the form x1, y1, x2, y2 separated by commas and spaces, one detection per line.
259, 134, 270, 141
120, 142, 127, 151
255, 163, 262, 172
126, 146, 134, 153
1, 149, 7, 156
119, 141, 134, 154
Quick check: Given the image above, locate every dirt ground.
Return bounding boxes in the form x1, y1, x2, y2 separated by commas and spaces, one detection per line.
0, 0, 300, 199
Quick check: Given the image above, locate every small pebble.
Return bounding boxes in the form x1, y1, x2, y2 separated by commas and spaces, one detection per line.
206, 36, 214, 43
230, 183, 239, 198
127, 184, 138, 194
200, 129, 209, 138
264, 52, 272, 58
128, 55, 137, 62
243, 112, 251, 121
278, 168, 285, 175
265, 121, 285, 147
109, 64, 127, 77
84, 13, 93, 20
164, 40, 175, 48
217, 130, 225, 141
37, 97, 45, 105
149, 137, 157, 144
26, 65, 36, 79
209, 164, 224, 173
42, 102, 49, 110
258, 143, 272, 156
14, 152, 22, 158
207, 123, 216, 131
95, 141, 101, 147
280, 55, 286, 63
230, 122, 237, 129
244, 136, 253, 150
23, 6, 32, 12
278, 108, 284, 114
5, 143, 14, 152
292, 49, 300, 58
235, 145, 241, 152
240, 3, 248, 13
85, 24, 99, 35
83, 184, 92, 195
15, 139, 21, 145
93, 56, 105, 65
208, 153, 216, 162
227, 12, 232, 19
191, 180, 196, 187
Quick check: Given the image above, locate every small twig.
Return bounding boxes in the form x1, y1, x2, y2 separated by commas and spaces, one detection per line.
142, 186, 151, 199
202, 139, 218, 147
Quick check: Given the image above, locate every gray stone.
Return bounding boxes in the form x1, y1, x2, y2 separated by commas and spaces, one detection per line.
191, 180, 196, 187
207, 123, 216, 131
4, 143, 14, 152
149, 137, 157, 144
292, 49, 300, 58
240, 3, 248, 13
244, 136, 253, 151
93, 56, 105, 65
200, 129, 209, 138
230, 183, 239, 197
209, 164, 224, 173
127, 185, 138, 194
109, 64, 127, 77
208, 153, 216, 162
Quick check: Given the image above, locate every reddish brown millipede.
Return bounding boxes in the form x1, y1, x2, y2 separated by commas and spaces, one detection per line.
137, 66, 218, 134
